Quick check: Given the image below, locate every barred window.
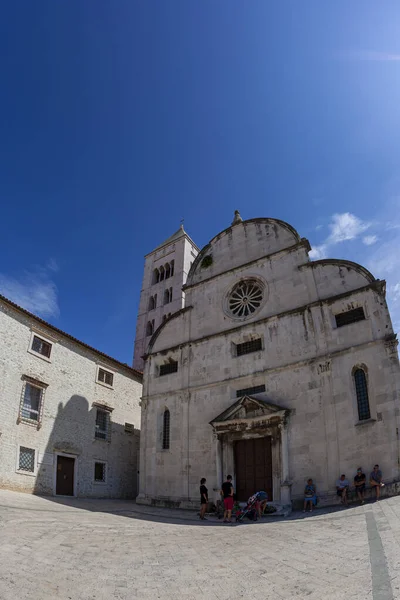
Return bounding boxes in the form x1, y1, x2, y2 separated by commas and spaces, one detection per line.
236, 384, 266, 398
31, 335, 52, 358
354, 369, 371, 421
162, 409, 170, 450
236, 338, 262, 357
21, 383, 42, 421
98, 368, 113, 387
94, 462, 106, 482
18, 447, 35, 472
159, 361, 178, 376
335, 308, 365, 328
95, 409, 110, 440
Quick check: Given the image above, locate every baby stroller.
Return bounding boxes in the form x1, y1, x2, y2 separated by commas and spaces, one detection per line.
235, 491, 268, 522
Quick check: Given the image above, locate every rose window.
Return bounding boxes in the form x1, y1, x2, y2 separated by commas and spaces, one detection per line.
228, 279, 264, 318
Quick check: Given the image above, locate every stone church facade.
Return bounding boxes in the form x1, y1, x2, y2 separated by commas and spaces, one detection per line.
137, 212, 400, 508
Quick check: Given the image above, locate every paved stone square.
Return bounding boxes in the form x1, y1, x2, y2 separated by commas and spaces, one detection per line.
1, 490, 400, 600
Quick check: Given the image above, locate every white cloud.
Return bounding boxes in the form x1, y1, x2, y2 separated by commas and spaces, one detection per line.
327, 213, 370, 244
309, 244, 328, 260
0, 264, 60, 319
363, 235, 378, 246
309, 212, 370, 260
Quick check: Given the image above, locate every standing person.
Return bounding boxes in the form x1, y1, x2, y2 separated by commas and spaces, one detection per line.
354, 468, 366, 504
221, 475, 234, 523
303, 479, 317, 513
199, 478, 208, 520
336, 474, 350, 506
370, 464, 385, 500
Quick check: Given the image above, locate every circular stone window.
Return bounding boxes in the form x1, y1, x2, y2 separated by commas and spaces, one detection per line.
227, 279, 264, 319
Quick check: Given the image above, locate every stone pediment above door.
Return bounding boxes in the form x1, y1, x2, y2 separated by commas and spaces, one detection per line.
210, 395, 290, 433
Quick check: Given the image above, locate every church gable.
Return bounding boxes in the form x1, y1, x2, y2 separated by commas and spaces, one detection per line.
210, 395, 287, 425
186, 216, 303, 289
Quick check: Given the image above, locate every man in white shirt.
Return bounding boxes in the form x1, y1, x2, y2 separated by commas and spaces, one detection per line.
336, 474, 350, 506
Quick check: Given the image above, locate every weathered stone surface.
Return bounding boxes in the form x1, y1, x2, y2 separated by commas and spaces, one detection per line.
137, 216, 400, 509
0, 298, 142, 498
2, 490, 400, 600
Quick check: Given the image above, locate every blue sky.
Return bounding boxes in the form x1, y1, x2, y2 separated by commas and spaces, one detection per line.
1, 1, 400, 364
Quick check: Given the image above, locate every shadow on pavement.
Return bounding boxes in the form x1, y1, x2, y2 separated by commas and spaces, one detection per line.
1, 490, 385, 528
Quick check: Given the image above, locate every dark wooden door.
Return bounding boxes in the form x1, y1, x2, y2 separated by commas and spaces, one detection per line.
56, 456, 75, 496
235, 438, 272, 501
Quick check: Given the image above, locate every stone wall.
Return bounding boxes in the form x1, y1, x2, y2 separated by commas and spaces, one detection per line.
0, 299, 142, 498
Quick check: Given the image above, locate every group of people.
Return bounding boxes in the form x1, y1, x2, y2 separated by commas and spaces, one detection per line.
303, 464, 385, 512
200, 475, 268, 523
200, 475, 235, 522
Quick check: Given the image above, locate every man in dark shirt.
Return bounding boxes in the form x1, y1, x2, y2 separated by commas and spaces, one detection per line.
199, 478, 208, 520
370, 464, 384, 500
221, 475, 234, 523
354, 468, 366, 504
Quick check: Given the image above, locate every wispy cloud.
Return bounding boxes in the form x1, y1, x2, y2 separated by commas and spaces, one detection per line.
309, 244, 328, 260
0, 262, 60, 319
363, 235, 378, 246
46, 258, 59, 273
327, 213, 370, 244
309, 212, 370, 259
351, 51, 400, 62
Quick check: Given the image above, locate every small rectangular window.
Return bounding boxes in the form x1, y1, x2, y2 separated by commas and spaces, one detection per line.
95, 409, 110, 440
159, 361, 178, 376
94, 462, 106, 482
236, 339, 262, 357
335, 308, 365, 328
31, 335, 52, 358
21, 383, 42, 422
18, 447, 35, 472
124, 422, 135, 434
98, 368, 114, 387
236, 385, 266, 398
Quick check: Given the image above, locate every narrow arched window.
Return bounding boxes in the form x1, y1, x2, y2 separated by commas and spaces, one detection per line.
169, 287, 173, 302
146, 321, 154, 337
148, 296, 155, 311
165, 263, 171, 279
153, 269, 160, 285
164, 289, 170, 305
159, 266, 165, 281
162, 409, 170, 449
170, 260, 175, 277
354, 368, 371, 421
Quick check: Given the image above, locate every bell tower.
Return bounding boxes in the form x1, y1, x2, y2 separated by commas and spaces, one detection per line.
133, 225, 199, 371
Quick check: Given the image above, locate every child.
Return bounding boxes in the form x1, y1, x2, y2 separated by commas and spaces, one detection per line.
199, 478, 208, 520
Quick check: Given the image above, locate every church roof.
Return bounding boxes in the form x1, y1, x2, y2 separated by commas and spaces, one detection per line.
147, 224, 199, 256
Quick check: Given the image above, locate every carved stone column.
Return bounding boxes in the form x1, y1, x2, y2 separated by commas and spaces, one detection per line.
279, 420, 291, 505
214, 433, 223, 503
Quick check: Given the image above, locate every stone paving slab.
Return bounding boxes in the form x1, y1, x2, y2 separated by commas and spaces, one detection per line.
1, 490, 400, 599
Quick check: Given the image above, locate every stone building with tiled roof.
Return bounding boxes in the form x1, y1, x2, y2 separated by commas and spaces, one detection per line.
0, 294, 142, 498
